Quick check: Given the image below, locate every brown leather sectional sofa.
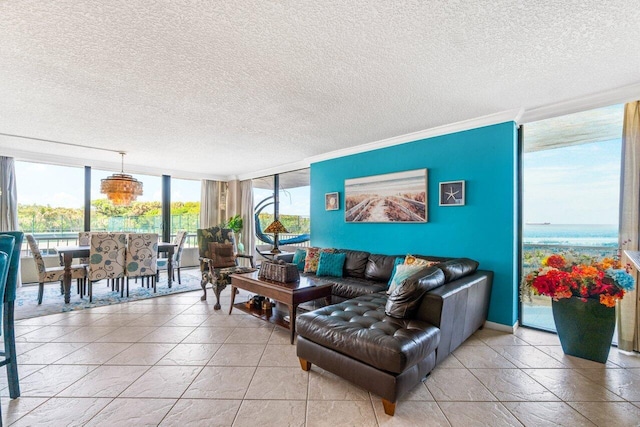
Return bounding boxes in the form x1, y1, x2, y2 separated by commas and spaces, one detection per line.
289, 249, 493, 416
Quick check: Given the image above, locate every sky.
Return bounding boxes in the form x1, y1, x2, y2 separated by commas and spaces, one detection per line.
15, 162, 311, 216
17, 146, 619, 224
523, 138, 621, 225
15, 163, 202, 206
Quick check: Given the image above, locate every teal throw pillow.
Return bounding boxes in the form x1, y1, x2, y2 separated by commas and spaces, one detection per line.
316, 252, 346, 277
387, 257, 405, 288
292, 248, 307, 271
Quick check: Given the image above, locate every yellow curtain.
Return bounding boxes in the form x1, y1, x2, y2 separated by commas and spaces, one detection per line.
618, 101, 640, 352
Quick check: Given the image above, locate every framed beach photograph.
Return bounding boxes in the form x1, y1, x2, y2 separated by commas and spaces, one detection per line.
344, 169, 427, 223
439, 180, 465, 206
325, 192, 339, 211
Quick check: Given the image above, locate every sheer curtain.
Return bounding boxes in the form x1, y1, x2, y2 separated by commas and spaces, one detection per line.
0, 157, 18, 232
226, 180, 241, 219
618, 101, 640, 352
0, 156, 20, 287
200, 180, 225, 228
240, 180, 255, 259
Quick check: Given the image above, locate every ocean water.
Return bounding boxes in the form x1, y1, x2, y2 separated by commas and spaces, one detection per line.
523, 224, 617, 247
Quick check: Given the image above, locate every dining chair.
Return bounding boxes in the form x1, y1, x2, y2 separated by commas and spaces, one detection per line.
157, 230, 187, 284
87, 232, 127, 302
75, 231, 91, 296
0, 231, 22, 401
26, 234, 86, 304
197, 227, 255, 309
125, 233, 158, 296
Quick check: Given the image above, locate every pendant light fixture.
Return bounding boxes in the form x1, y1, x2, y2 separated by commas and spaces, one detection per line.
100, 152, 143, 206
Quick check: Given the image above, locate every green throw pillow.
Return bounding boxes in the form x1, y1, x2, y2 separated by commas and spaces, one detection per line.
316, 252, 346, 277
292, 248, 307, 271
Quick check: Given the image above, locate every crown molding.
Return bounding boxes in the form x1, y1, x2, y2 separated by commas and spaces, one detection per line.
519, 82, 640, 124
4, 83, 639, 182
232, 159, 311, 182
305, 109, 522, 165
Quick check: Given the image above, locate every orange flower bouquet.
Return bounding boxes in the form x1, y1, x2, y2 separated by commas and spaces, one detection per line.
522, 254, 634, 307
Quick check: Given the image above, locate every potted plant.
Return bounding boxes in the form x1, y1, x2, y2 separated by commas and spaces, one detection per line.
522, 254, 635, 363
226, 214, 244, 253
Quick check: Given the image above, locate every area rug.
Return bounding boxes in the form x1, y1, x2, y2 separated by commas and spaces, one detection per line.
15, 271, 203, 320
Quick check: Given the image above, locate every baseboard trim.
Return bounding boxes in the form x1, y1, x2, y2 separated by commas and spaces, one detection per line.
484, 320, 519, 334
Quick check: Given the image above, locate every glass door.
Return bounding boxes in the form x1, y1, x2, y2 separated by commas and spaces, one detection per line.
521, 105, 624, 331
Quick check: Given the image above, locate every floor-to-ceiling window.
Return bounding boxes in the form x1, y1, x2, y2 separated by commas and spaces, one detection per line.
521, 104, 623, 331
170, 177, 200, 247
15, 161, 85, 252
90, 169, 162, 234
253, 169, 310, 252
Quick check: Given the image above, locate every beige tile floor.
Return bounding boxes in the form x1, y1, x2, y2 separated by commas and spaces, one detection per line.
2, 284, 640, 426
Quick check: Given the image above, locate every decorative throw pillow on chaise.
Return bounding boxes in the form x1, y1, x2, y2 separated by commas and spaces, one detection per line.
316, 252, 346, 277
303, 247, 334, 274
208, 242, 236, 268
385, 266, 446, 319
404, 254, 440, 268
292, 248, 307, 271
387, 263, 427, 294
387, 257, 405, 288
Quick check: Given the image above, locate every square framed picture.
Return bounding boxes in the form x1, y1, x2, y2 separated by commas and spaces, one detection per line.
325, 192, 339, 211
439, 180, 465, 206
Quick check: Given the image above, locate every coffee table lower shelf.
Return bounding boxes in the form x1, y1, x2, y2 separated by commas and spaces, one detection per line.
232, 301, 292, 330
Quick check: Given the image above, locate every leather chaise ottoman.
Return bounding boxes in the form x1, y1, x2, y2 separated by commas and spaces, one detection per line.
296, 293, 440, 416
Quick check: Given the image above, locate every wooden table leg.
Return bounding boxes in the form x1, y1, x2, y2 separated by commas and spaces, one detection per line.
63, 252, 72, 304
289, 304, 297, 344
229, 286, 237, 314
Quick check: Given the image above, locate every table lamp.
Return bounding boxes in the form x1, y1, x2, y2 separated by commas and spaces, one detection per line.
263, 219, 289, 254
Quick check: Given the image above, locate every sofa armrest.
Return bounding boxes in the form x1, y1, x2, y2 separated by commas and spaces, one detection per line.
415, 270, 493, 364
275, 253, 295, 263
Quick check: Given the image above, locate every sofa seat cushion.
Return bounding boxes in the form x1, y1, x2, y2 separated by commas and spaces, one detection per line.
331, 278, 387, 299
296, 294, 440, 374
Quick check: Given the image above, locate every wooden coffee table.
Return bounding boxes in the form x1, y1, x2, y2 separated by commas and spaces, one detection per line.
229, 271, 333, 344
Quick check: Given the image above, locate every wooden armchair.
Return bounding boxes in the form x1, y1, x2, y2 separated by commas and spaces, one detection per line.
197, 227, 255, 309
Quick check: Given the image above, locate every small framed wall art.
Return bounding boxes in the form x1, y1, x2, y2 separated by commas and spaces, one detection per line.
325, 192, 339, 211
439, 180, 465, 206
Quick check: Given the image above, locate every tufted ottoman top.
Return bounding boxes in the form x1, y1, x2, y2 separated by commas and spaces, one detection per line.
296, 293, 440, 374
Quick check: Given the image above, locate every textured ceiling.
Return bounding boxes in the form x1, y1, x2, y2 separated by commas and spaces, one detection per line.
0, 1, 639, 180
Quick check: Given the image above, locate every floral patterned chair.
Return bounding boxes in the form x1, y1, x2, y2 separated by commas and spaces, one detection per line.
26, 234, 86, 304
87, 232, 127, 302
157, 230, 187, 284
126, 233, 158, 296
197, 227, 255, 309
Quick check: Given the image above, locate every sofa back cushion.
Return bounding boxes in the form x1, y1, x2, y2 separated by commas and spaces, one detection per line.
364, 254, 398, 282
438, 258, 479, 282
385, 266, 446, 319
337, 249, 371, 278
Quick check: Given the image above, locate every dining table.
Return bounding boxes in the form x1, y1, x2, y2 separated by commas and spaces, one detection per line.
56, 242, 177, 304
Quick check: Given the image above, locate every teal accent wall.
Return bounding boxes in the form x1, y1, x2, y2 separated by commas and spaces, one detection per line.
310, 122, 518, 327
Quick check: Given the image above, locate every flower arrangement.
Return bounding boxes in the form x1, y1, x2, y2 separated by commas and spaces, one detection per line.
522, 254, 635, 307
